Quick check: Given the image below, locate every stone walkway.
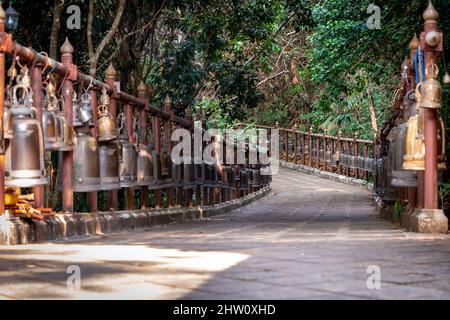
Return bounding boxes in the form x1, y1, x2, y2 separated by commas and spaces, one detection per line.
1, 168, 450, 299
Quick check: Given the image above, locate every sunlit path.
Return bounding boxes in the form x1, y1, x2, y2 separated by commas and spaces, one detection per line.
1, 168, 450, 300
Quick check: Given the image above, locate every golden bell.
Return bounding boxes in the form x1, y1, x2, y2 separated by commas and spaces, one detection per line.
403, 114, 425, 171
97, 88, 117, 142
420, 63, 442, 109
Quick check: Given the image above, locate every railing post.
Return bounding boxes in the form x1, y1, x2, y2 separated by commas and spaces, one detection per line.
315, 132, 320, 169
153, 114, 163, 208
0, 5, 11, 215
301, 131, 305, 165
185, 106, 194, 208
163, 96, 175, 208
105, 63, 118, 210
293, 125, 298, 164
308, 127, 312, 167
337, 130, 342, 175
137, 82, 149, 209
284, 129, 289, 161
30, 61, 44, 209
364, 144, 368, 181
88, 88, 98, 213
124, 102, 135, 210
323, 129, 327, 170
61, 38, 75, 212
354, 133, 359, 179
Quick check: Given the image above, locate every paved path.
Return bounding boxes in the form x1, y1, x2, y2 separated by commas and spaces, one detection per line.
1, 168, 450, 300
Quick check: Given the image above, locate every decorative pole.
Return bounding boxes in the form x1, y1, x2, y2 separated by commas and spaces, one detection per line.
0, 4, 12, 214
124, 102, 135, 210
163, 96, 175, 208
105, 63, 118, 210
411, 2, 447, 233
61, 38, 76, 212
137, 81, 149, 209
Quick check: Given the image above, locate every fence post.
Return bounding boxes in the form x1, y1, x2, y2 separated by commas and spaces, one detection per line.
354, 132, 359, 179
163, 96, 175, 208
293, 124, 298, 164
88, 88, 98, 212
153, 113, 163, 208
124, 102, 135, 210
308, 127, 312, 167
137, 82, 149, 209
105, 63, 118, 210
337, 130, 342, 175
61, 38, 75, 212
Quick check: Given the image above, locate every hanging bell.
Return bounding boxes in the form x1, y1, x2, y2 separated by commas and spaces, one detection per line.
116, 114, 138, 188
71, 125, 101, 192
79, 92, 94, 127
403, 114, 425, 171
391, 124, 418, 187
251, 167, 261, 188
56, 98, 74, 151
99, 141, 120, 191
160, 150, 173, 187
184, 159, 196, 190
383, 145, 397, 202
149, 150, 162, 190
239, 169, 249, 190
419, 63, 442, 109
72, 91, 83, 128
42, 83, 64, 150
5, 68, 47, 187
137, 143, 154, 186
97, 88, 117, 142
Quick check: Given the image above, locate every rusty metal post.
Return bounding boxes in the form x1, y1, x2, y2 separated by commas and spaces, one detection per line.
284, 130, 289, 161
315, 134, 319, 169
354, 133, 359, 179
337, 130, 342, 175
124, 103, 135, 210
185, 107, 194, 208
364, 144, 368, 181
137, 82, 149, 209
308, 127, 312, 167
105, 64, 118, 210
0, 5, 11, 215
323, 130, 327, 170
163, 96, 175, 208
410, 2, 448, 233
293, 125, 298, 164
30, 63, 44, 208
87, 88, 98, 213
301, 132, 305, 164
153, 115, 163, 208
61, 38, 76, 212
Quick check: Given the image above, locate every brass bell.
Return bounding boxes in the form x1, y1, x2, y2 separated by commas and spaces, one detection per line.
419, 63, 442, 109
99, 141, 120, 191
383, 147, 397, 202
117, 113, 138, 188
56, 98, 74, 151
149, 150, 162, 190
403, 114, 425, 170
71, 125, 101, 192
42, 84, 64, 150
391, 124, 418, 187
97, 88, 117, 142
5, 68, 47, 188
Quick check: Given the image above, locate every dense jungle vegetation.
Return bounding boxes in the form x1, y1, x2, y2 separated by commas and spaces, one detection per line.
9, 0, 450, 211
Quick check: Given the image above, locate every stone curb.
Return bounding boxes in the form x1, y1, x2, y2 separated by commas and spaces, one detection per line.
0, 187, 271, 245
278, 160, 373, 191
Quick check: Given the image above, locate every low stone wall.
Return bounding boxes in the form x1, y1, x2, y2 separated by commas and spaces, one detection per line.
279, 160, 373, 191
0, 186, 271, 245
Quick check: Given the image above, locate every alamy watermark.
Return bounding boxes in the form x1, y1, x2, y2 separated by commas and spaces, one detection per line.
366, 265, 381, 290
367, 4, 381, 30
66, 265, 81, 290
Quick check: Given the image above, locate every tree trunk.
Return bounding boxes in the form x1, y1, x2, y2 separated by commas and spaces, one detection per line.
49, 0, 65, 59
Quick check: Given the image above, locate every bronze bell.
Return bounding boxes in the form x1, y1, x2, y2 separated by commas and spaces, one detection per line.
419, 63, 442, 109
251, 168, 261, 187
239, 169, 249, 190
373, 158, 384, 197
137, 143, 154, 186
79, 92, 94, 127
43, 84, 64, 150
391, 124, 418, 187
160, 151, 171, 186
117, 114, 138, 188
71, 125, 101, 192
184, 160, 196, 190
149, 150, 162, 190
56, 99, 74, 151
383, 145, 397, 202
5, 69, 47, 188
97, 88, 117, 142
99, 141, 120, 191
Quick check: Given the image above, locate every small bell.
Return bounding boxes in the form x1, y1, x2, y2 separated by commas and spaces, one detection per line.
97, 88, 117, 142
403, 114, 425, 171
99, 141, 120, 191
117, 113, 138, 188
443, 72, 450, 84
72, 91, 83, 128
420, 63, 442, 109
79, 92, 94, 126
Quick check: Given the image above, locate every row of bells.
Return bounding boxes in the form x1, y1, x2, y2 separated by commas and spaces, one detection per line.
374, 85, 446, 202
